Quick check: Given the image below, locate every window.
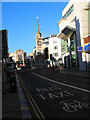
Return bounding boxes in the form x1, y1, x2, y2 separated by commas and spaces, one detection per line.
18, 55, 22, 61
54, 46, 58, 50
45, 42, 49, 45
70, 40, 74, 45
53, 53, 58, 57
70, 40, 75, 51
53, 40, 57, 43
61, 39, 68, 54
63, 5, 74, 18
37, 41, 42, 45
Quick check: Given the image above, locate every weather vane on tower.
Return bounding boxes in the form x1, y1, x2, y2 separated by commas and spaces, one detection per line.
37, 16, 39, 31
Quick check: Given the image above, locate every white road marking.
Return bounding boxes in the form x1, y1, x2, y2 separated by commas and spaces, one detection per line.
36, 87, 61, 93
32, 72, 90, 93
60, 100, 89, 112
48, 93, 59, 99
64, 91, 74, 96
54, 91, 73, 97
39, 94, 46, 100
36, 88, 41, 92
54, 91, 64, 97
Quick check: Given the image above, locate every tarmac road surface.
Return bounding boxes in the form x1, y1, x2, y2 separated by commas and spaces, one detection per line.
17, 68, 89, 119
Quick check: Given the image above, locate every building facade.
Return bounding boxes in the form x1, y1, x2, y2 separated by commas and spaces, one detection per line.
0, 29, 9, 95
42, 35, 62, 62
42, 37, 49, 60
34, 17, 45, 65
9, 50, 26, 66
33, 47, 36, 62
35, 17, 43, 55
49, 35, 62, 61
0, 29, 9, 60
28, 52, 33, 64
57, 0, 90, 71
35, 28, 43, 55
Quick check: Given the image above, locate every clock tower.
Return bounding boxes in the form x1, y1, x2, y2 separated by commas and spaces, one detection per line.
35, 17, 43, 55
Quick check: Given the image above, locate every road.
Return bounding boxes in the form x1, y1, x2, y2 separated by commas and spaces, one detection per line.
17, 68, 89, 119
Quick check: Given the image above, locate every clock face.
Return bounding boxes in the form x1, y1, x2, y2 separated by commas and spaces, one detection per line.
37, 41, 42, 45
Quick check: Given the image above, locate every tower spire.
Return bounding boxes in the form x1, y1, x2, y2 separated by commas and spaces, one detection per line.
37, 16, 39, 32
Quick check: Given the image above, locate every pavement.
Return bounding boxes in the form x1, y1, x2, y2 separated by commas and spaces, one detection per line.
2, 66, 89, 119
2, 75, 21, 119
2, 72, 31, 120
35, 65, 89, 78
57, 67, 89, 78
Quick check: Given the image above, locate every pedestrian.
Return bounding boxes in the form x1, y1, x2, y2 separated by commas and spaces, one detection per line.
50, 60, 52, 69
52, 61, 55, 70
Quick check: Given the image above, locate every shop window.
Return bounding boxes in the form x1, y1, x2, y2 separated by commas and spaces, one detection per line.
61, 39, 68, 54
71, 54, 76, 67
70, 39, 75, 51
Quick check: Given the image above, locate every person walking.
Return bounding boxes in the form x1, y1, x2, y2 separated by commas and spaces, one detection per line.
52, 61, 55, 70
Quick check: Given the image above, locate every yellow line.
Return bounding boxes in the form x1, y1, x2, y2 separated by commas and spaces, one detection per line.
18, 74, 46, 120
23, 86, 41, 120
18, 74, 41, 120
25, 87, 46, 120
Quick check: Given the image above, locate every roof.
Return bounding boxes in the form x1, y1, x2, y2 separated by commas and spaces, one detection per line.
36, 28, 42, 37
50, 35, 57, 37
57, 18, 67, 26
43, 37, 50, 40
29, 52, 33, 56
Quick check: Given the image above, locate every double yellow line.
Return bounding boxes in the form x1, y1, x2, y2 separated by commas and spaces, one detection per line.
18, 74, 46, 120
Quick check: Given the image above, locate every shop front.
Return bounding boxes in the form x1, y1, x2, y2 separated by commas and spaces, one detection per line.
57, 26, 78, 69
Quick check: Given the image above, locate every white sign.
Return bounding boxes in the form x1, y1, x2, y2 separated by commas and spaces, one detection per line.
78, 46, 83, 52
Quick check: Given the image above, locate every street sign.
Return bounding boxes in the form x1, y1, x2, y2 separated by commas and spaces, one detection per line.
84, 44, 90, 52
78, 46, 83, 52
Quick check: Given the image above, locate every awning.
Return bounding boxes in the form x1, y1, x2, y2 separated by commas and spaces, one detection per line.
57, 32, 68, 40
57, 25, 76, 40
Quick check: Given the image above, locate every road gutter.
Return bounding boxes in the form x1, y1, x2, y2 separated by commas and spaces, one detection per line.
16, 73, 32, 119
